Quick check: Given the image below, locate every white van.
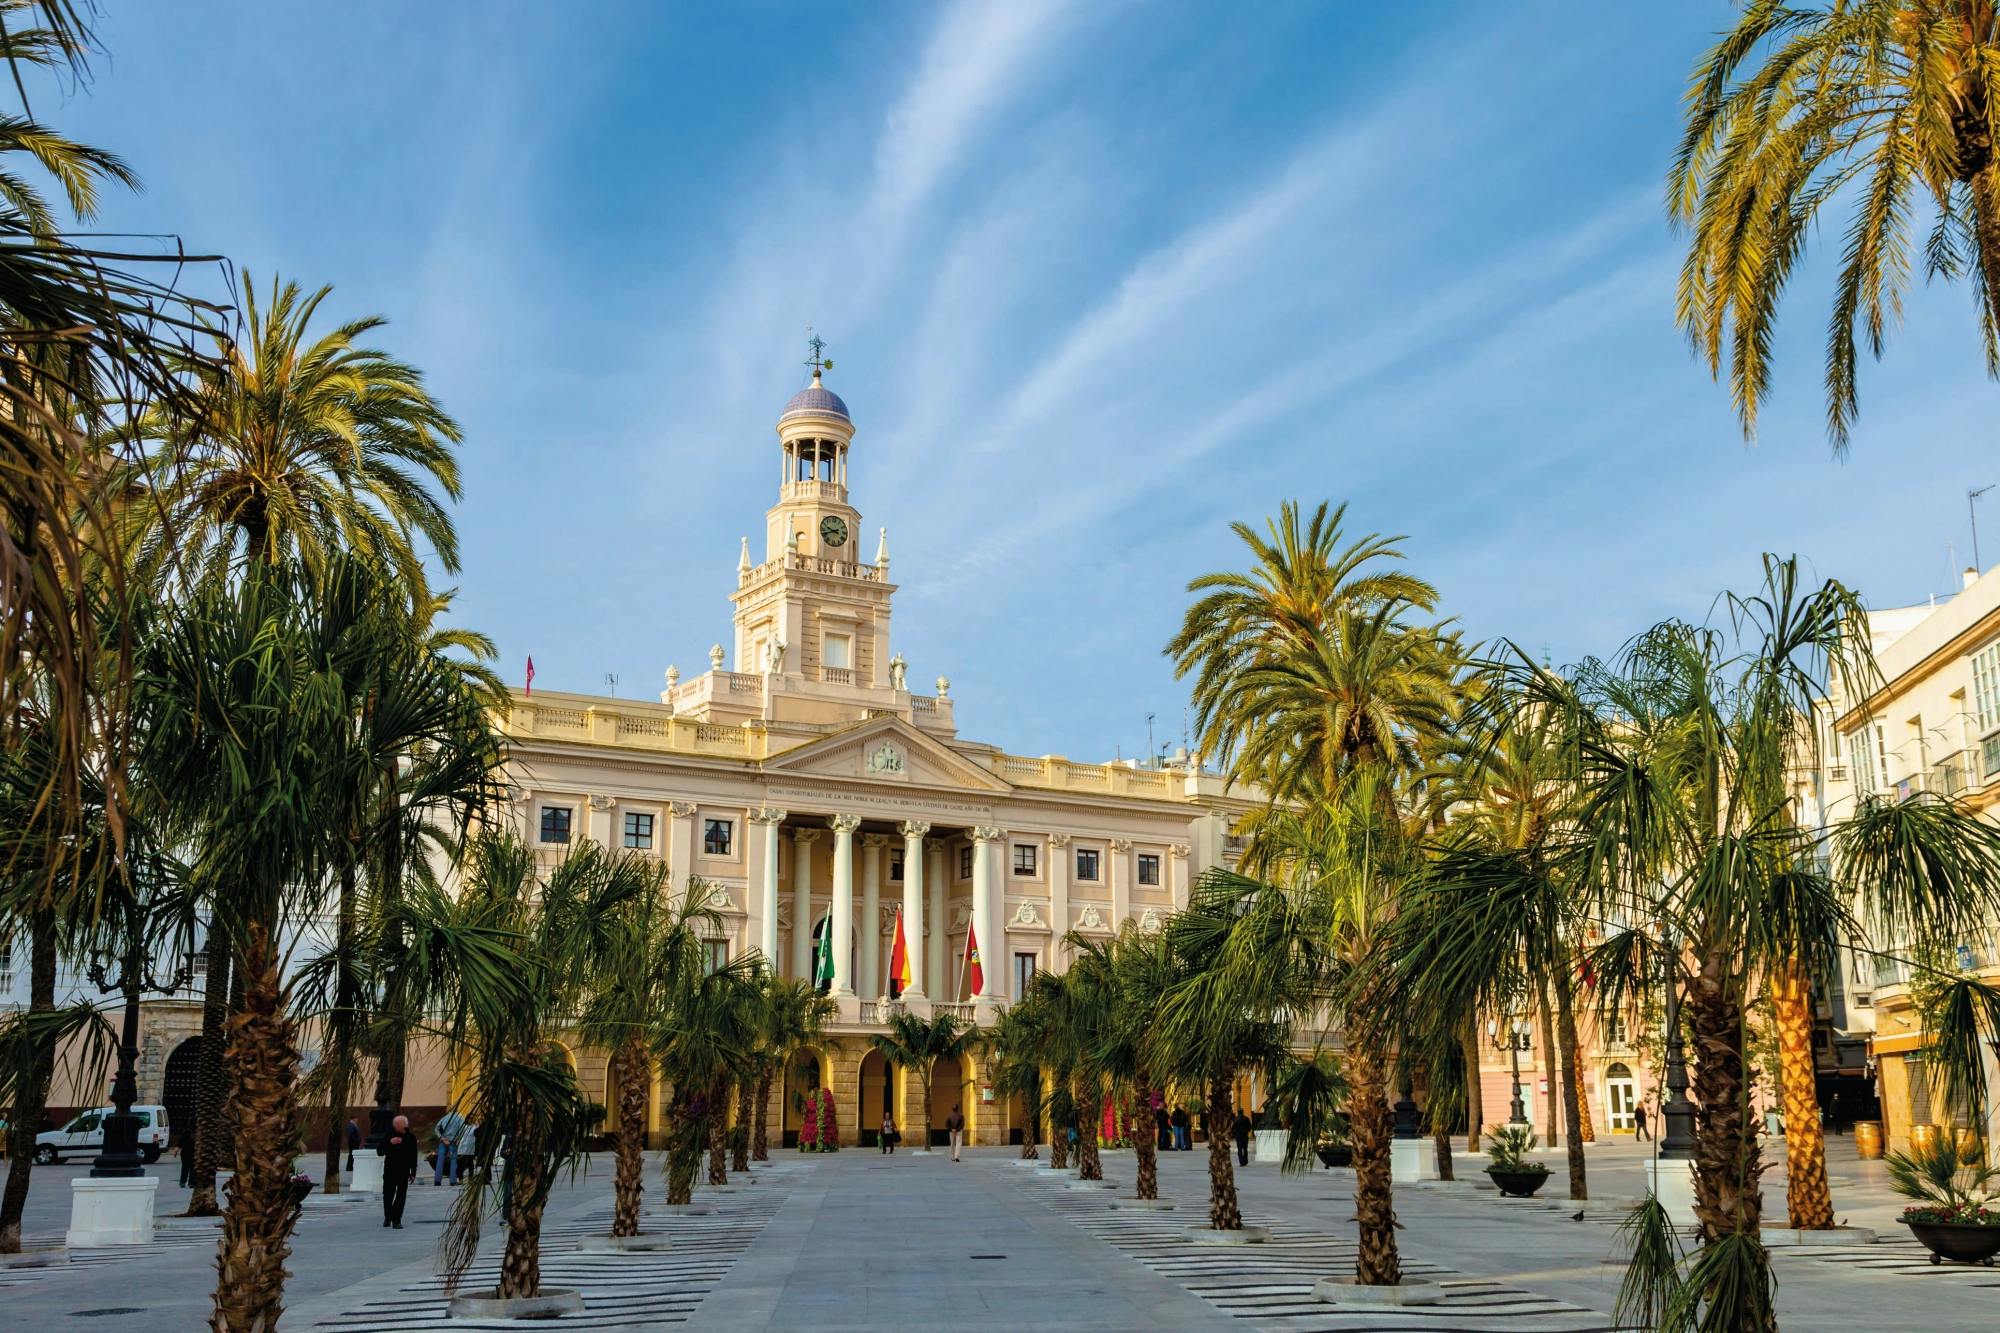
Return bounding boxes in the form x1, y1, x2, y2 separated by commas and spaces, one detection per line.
34, 1105, 171, 1164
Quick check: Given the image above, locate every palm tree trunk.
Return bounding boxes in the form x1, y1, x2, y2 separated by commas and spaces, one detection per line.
1347, 1039, 1401, 1286
610, 1036, 647, 1238
211, 927, 304, 1332
1048, 1092, 1068, 1169
1018, 1082, 1039, 1161
1538, 986, 1559, 1148
498, 1140, 547, 1301
1462, 1018, 1483, 1155
188, 929, 232, 1216
921, 1069, 935, 1152
1203, 1072, 1241, 1230
1554, 969, 1589, 1201
732, 1071, 753, 1173
1687, 958, 1765, 1244
0, 908, 56, 1253
321, 862, 360, 1195
1574, 1063, 1596, 1142
1076, 1079, 1102, 1181
1132, 1082, 1158, 1200
751, 1068, 773, 1162
706, 1080, 728, 1185
1772, 956, 1833, 1229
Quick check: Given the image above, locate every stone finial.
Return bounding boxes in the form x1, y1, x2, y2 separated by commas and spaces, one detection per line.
935, 675, 951, 699
738, 536, 751, 572
660, 665, 680, 709
709, 644, 725, 671
875, 526, 890, 564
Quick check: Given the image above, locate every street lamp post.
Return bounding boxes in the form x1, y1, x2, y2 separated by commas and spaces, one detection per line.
1657, 927, 1696, 1161
84, 897, 193, 1179
1489, 1016, 1530, 1126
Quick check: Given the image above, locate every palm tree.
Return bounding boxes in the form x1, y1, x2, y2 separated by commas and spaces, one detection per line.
578, 868, 718, 1238
439, 834, 636, 1304
986, 986, 1054, 1161
749, 977, 831, 1162
1152, 867, 1314, 1234
127, 272, 465, 592
1083, 925, 1176, 1200
655, 955, 762, 1202
869, 1011, 977, 1154
1672, 0, 2000, 446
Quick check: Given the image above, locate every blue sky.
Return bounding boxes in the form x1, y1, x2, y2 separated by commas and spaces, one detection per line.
48, 1, 2000, 762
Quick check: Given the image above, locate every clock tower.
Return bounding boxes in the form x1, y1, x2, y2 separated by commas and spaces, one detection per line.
730, 358, 897, 692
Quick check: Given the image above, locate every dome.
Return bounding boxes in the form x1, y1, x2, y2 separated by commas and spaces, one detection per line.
779, 372, 851, 425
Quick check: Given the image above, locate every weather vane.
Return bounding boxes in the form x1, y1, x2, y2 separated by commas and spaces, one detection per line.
805, 327, 832, 375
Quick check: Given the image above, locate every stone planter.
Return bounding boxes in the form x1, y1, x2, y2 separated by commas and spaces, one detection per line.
1904, 1220, 2000, 1266
1185, 1225, 1272, 1244
1485, 1166, 1550, 1199
1113, 1198, 1177, 1210
1762, 1226, 1877, 1248
446, 1287, 585, 1320
577, 1233, 672, 1253
1315, 1144, 1352, 1169
1252, 1128, 1286, 1163
1314, 1277, 1446, 1307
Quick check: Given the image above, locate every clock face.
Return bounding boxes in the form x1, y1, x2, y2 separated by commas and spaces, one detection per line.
819, 516, 849, 548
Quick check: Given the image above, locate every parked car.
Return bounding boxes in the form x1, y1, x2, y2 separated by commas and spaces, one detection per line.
34, 1106, 171, 1164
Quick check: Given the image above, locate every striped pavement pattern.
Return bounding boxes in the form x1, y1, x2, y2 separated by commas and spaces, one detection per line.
310, 1166, 806, 1329
998, 1164, 1630, 1332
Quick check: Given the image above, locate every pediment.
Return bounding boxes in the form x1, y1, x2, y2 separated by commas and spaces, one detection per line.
761, 716, 1011, 793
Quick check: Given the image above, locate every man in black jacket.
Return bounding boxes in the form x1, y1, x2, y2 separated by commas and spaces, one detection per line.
379, 1114, 420, 1228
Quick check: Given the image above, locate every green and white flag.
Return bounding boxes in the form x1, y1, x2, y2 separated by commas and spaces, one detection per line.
812, 914, 834, 993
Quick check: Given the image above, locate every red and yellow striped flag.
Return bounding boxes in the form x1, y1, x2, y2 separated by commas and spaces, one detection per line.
888, 911, 912, 997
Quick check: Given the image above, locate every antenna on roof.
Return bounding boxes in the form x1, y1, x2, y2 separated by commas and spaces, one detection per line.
604, 672, 619, 697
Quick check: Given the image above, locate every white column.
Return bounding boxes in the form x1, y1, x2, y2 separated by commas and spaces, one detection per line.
829, 815, 861, 997
752, 808, 785, 967
1047, 834, 1071, 967
971, 826, 1003, 1001
790, 827, 820, 980
1111, 838, 1133, 927
1170, 842, 1190, 911
860, 834, 890, 998
900, 822, 930, 1000
667, 800, 698, 890
927, 841, 947, 1000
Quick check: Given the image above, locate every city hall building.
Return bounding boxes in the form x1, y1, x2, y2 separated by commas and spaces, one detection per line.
485, 369, 1261, 1146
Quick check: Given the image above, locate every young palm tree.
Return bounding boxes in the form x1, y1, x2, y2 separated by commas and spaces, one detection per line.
440, 834, 636, 1303
869, 1011, 977, 1153
1083, 925, 1176, 1200
1153, 867, 1314, 1234
578, 869, 719, 1238
1672, 0, 2000, 446
749, 977, 832, 1162
985, 991, 1053, 1161
1046, 951, 1117, 1181
655, 955, 763, 1202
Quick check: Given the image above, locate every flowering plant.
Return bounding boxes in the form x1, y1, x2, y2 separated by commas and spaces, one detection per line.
798, 1091, 821, 1151
1901, 1203, 2000, 1227
815, 1088, 839, 1151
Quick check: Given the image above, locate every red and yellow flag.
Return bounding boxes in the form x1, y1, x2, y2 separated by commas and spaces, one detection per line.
888, 911, 912, 997
963, 920, 983, 998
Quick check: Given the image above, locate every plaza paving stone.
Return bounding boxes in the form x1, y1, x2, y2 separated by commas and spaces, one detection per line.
0, 1136, 1994, 1330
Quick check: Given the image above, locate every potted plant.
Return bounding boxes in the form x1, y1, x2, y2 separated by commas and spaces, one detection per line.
1483, 1124, 1550, 1198
1885, 1135, 2000, 1266
1315, 1113, 1353, 1169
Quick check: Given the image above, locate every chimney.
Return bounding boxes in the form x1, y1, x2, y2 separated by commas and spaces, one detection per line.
1965, 566, 1980, 591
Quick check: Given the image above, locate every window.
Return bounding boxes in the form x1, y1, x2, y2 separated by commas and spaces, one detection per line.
539, 805, 572, 844
1137, 853, 1160, 886
705, 939, 729, 974
703, 818, 734, 856
959, 845, 973, 879
823, 633, 851, 669
1847, 726, 1890, 794
1013, 951, 1037, 1001
1975, 640, 2000, 732
889, 852, 904, 882
0, 940, 11, 993
623, 812, 654, 849
1605, 1009, 1629, 1045
1012, 844, 1037, 876
1075, 848, 1100, 882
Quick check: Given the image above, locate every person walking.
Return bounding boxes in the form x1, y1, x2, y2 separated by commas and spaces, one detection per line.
176, 1127, 197, 1188
1633, 1103, 1650, 1142
379, 1114, 420, 1228
1231, 1109, 1252, 1167
433, 1109, 465, 1186
880, 1110, 898, 1155
1171, 1105, 1191, 1152
344, 1117, 362, 1173
1154, 1104, 1171, 1152
945, 1104, 966, 1162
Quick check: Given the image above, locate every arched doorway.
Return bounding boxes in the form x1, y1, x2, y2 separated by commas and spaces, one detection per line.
857, 1049, 891, 1147
162, 1038, 201, 1151
928, 1053, 969, 1147
1605, 1062, 1637, 1133
782, 1047, 825, 1149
